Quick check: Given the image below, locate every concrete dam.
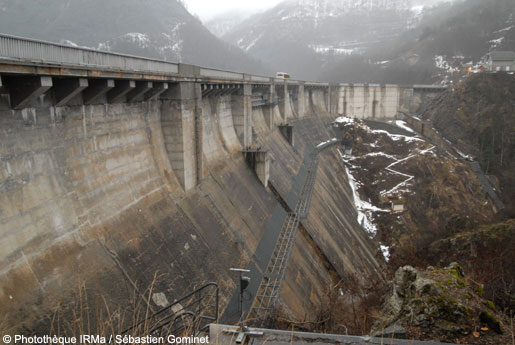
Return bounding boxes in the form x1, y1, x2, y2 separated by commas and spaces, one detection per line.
0, 34, 443, 332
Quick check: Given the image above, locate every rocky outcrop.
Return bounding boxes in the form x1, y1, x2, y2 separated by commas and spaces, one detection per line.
372, 263, 509, 343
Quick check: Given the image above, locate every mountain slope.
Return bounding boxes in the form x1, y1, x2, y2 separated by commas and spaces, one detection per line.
221, 0, 418, 80
420, 73, 515, 216
205, 10, 253, 38
0, 0, 270, 75
320, 0, 515, 84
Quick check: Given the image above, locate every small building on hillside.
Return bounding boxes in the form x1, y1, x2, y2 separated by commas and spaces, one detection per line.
391, 199, 405, 213
484, 51, 515, 72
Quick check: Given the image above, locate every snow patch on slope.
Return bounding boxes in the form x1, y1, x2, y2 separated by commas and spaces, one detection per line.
310, 44, 360, 55
380, 244, 391, 262
489, 37, 505, 49
380, 154, 416, 196
317, 138, 338, 148
395, 120, 415, 133
434, 55, 460, 74
335, 116, 355, 124
338, 148, 389, 237
124, 33, 150, 48
368, 129, 423, 143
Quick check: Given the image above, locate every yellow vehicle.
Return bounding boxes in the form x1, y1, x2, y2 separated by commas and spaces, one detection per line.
276, 72, 291, 80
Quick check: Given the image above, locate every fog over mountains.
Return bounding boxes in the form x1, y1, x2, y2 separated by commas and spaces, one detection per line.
219, 0, 420, 80
215, 0, 514, 82
0, 0, 513, 84
0, 0, 270, 75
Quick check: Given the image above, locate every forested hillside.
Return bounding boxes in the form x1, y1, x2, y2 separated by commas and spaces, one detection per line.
320, 0, 515, 84
421, 73, 515, 216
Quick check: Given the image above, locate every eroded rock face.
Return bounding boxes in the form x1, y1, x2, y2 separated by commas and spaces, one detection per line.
372, 263, 496, 342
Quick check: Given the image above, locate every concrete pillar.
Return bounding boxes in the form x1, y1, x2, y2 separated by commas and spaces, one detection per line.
280, 82, 295, 121
231, 84, 252, 148
279, 125, 294, 146
193, 83, 203, 185
326, 86, 331, 113
282, 82, 288, 121
244, 150, 269, 187
398, 86, 414, 115
7, 76, 53, 109
267, 83, 274, 128
255, 151, 269, 187
297, 83, 305, 118
331, 85, 343, 114
53, 78, 88, 107
161, 82, 202, 192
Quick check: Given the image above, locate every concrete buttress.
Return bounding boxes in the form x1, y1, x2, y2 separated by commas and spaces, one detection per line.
160, 82, 202, 191
231, 84, 252, 148
280, 82, 294, 122
264, 83, 275, 129
297, 83, 305, 118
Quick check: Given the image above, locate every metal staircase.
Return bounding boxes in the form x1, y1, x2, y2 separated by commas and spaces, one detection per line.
247, 149, 321, 325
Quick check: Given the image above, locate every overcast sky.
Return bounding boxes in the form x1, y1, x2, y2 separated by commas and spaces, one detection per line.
183, 0, 282, 21
183, 0, 451, 21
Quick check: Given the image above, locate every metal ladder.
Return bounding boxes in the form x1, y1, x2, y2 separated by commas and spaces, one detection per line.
247, 149, 320, 325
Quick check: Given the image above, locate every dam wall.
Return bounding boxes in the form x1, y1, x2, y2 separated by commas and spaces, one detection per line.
0, 82, 383, 332
333, 84, 444, 119
0, 34, 437, 331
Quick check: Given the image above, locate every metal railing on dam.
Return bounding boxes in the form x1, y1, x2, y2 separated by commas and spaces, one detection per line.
0, 33, 274, 83
0, 34, 179, 75
0, 33, 448, 90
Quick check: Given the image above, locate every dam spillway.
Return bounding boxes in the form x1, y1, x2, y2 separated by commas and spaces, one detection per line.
0, 34, 443, 331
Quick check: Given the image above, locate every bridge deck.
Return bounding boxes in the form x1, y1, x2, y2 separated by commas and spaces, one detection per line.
0, 33, 445, 90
